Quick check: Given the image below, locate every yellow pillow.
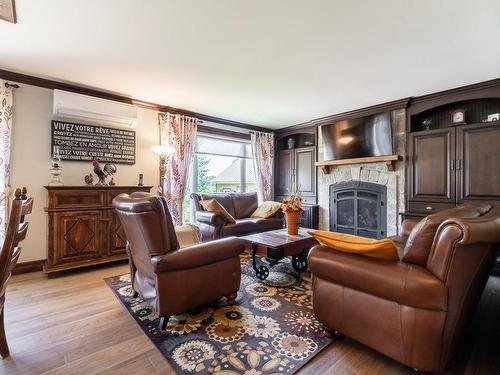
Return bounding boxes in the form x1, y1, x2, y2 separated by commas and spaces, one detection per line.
251, 201, 282, 218
200, 199, 236, 224
308, 230, 399, 261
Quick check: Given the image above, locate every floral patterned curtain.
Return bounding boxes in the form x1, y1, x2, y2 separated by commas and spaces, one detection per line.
250, 131, 274, 202
158, 112, 198, 225
0, 81, 13, 243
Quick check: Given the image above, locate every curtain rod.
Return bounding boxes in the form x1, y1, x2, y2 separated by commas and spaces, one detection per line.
4, 82, 20, 89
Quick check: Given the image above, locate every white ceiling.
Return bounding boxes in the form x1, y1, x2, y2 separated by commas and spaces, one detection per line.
1, 0, 499, 129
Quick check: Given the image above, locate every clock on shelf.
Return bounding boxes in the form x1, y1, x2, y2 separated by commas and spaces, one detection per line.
451, 109, 467, 126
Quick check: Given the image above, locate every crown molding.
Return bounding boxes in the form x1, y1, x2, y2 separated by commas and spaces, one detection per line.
407, 78, 500, 115
277, 97, 411, 133
0, 68, 272, 133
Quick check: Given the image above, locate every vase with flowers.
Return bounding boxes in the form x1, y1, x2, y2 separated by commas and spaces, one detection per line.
281, 192, 304, 235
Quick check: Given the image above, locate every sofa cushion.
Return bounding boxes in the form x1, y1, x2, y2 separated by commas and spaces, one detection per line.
222, 217, 283, 237
231, 192, 258, 219
402, 203, 492, 266
308, 230, 399, 261
199, 193, 235, 218
200, 199, 236, 224
251, 201, 282, 219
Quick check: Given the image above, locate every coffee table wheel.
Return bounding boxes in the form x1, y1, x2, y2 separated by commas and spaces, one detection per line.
255, 265, 270, 280
292, 254, 308, 272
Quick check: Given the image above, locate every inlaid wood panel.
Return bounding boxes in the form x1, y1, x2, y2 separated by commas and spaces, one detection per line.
54, 211, 101, 264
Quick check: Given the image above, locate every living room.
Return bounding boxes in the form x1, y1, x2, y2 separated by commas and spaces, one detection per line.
1, 1, 499, 374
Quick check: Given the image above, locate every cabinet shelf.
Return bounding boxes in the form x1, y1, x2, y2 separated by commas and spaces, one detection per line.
315, 155, 401, 174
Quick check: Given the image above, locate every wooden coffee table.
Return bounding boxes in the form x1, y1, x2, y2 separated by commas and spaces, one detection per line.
240, 228, 318, 280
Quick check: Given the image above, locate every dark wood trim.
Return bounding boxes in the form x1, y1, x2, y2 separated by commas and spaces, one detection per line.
407, 78, 500, 115
0, 68, 271, 133
197, 124, 252, 140
12, 260, 45, 275
278, 97, 411, 132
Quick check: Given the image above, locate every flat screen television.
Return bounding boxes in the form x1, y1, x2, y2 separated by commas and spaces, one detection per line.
321, 112, 393, 161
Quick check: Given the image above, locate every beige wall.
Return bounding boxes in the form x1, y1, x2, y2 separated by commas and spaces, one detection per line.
10, 84, 160, 262
9, 84, 251, 263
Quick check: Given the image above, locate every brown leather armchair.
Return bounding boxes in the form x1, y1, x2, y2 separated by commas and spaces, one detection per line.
113, 193, 246, 329
309, 202, 500, 373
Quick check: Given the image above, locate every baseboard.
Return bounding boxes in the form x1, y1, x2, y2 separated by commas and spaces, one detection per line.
12, 260, 45, 275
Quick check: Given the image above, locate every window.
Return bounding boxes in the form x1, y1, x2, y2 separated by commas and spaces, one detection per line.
183, 134, 256, 222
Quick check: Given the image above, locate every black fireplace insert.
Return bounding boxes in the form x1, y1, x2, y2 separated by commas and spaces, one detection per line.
329, 181, 387, 239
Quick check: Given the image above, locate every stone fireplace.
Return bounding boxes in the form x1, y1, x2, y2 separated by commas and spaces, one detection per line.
330, 181, 387, 239
317, 109, 406, 236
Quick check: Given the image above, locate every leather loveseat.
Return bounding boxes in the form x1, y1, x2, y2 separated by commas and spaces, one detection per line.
113, 192, 246, 329
309, 202, 500, 373
191, 192, 283, 241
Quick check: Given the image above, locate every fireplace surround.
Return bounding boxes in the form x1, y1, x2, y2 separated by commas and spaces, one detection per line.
330, 181, 387, 239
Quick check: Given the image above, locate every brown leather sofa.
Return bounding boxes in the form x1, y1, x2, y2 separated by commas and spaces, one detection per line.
191, 192, 283, 241
113, 192, 246, 329
309, 202, 500, 373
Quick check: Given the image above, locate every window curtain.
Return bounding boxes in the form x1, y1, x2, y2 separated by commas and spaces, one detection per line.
158, 112, 198, 225
250, 131, 274, 202
0, 81, 13, 243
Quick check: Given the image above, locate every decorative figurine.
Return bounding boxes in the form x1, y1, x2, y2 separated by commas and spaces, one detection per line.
422, 119, 432, 130
84, 174, 94, 186
49, 146, 64, 186
109, 177, 116, 186
287, 138, 295, 149
138, 173, 144, 186
91, 156, 117, 186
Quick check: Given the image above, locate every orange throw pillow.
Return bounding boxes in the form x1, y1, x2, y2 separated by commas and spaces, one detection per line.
200, 198, 236, 224
308, 230, 399, 261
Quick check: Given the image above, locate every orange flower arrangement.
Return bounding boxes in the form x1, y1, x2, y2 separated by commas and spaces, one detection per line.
281, 192, 304, 215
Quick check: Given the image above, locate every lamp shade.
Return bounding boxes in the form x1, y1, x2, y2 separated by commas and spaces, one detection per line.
151, 144, 175, 156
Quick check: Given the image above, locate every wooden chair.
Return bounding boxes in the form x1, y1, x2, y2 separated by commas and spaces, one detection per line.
0, 187, 33, 358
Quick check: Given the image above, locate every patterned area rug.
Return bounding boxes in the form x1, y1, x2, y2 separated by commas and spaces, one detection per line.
105, 253, 334, 374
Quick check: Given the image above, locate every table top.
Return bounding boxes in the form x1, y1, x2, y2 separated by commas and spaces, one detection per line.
240, 227, 317, 248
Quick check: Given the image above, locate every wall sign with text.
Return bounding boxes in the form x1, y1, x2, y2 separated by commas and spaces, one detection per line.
51, 120, 136, 164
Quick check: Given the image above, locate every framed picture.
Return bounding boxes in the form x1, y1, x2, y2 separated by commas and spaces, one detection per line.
0, 0, 16, 24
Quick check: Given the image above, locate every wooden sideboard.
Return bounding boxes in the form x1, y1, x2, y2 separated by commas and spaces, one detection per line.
44, 185, 152, 277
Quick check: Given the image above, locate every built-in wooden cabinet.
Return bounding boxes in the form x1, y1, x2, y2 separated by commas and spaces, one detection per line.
274, 128, 319, 229
44, 186, 152, 277
405, 87, 500, 220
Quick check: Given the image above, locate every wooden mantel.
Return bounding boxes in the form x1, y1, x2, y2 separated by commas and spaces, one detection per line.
315, 154, 401, 174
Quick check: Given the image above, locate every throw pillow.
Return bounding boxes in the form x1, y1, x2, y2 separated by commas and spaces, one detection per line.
251, 201, 282, 218
308, 230, 399, 261
200, 198, 236, 224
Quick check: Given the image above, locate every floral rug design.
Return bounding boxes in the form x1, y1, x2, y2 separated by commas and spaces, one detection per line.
105, 253, 333, 374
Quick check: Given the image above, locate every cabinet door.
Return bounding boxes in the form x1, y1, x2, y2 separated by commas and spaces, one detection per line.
295, 146, 316, 199
109, 211, 128, 255
408, 128, 455, 203
457, 123, 500, 202
276, 149, 294, 196
53, 211, 102, 265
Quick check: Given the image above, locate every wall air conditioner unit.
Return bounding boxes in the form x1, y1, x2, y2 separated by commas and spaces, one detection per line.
53, 89, 138, 127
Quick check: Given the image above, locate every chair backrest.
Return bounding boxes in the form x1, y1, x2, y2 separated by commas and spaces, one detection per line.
0, 187, 34, 300
425, 202, 500, 369
401, 202, 492, 266
112, 193, 179, 276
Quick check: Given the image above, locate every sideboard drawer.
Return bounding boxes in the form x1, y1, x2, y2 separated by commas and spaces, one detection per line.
52, 190, 105, 209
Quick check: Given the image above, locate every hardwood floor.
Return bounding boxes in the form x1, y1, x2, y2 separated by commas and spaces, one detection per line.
0, 264, 499, 375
